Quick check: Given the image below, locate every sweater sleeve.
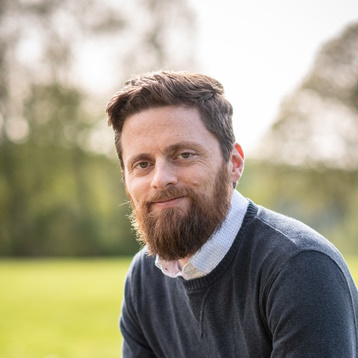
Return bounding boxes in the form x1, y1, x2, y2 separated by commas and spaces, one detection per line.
264, 250, 357, 358
120, 258, 156, 358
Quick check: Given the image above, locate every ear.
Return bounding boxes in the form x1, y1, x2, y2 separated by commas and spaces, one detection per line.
229, 142, 245, 183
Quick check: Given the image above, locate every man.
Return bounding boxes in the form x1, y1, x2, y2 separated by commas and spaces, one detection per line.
106, 70, 358, 357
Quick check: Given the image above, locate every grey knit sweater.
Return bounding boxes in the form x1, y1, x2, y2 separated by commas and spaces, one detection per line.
120, 202, 358, 357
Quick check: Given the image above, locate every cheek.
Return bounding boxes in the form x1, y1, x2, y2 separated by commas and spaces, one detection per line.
124, 183, 139, 207
125, 180, 149, 208
186, 175, 214, 192
182, 168, 209, 186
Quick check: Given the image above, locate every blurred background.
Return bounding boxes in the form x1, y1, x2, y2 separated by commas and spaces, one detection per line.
1, 0, 357, 257
1, 1, 358, 357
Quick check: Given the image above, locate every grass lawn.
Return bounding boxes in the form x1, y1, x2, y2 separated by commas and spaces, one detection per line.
1, 255, 357, 358
0, 258, 131, 358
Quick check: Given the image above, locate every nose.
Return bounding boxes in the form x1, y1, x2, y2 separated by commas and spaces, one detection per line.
151, 161, 178, 189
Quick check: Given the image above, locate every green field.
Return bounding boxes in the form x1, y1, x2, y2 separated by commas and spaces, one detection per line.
1, 256, 358, 358
0, 258, 132, 358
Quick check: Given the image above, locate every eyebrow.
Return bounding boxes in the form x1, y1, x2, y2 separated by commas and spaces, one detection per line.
165, 141, 205, 154
126, 153, 152, 169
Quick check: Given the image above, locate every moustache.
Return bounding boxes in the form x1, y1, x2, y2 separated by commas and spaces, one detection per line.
145, 186, 196, 207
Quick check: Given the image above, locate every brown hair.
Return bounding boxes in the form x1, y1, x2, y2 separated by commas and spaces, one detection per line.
106, 70, 235, 169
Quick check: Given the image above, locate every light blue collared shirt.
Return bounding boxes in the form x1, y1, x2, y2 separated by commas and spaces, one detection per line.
155, 190, 249, 280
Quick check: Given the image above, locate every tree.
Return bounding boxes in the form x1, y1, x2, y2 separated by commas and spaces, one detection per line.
0, 0, 196, 256
245, 23, 358, 255
0, 0, 196, 145
257, 22, 358, 169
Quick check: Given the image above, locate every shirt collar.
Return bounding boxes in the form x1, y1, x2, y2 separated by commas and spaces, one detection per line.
155, 191, 249, 279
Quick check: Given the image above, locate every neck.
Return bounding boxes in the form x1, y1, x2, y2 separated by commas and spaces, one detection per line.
178, 257, 190, 269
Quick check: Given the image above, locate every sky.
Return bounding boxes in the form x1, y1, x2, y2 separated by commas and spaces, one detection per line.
187, 0, 358, 155
76, 0, 358, 157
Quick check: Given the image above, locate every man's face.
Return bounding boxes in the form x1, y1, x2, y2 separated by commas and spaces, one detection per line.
121, 105, 239, 260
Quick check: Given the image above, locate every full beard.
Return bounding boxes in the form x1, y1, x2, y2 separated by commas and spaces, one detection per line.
128, 164, 232, 261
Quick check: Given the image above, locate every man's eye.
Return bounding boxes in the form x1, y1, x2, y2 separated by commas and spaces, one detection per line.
136, 162, 149, 169
180, 152, 191, 159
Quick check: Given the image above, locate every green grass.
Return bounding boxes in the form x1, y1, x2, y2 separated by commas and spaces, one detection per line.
0, 256, 358, 358
0, 258, 131, 358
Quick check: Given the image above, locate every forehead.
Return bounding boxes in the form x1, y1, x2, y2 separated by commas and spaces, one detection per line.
121, 106, 221, 159
123, 105, 205, 135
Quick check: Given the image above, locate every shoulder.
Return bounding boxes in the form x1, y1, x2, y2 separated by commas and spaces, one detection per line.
244, 202, 342, 259
239, 202, 354, 291
126, 246, 157, 283
124, 246, 173, 299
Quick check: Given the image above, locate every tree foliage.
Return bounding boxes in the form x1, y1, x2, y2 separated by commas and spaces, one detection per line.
258, 22, 358, 169
0, 0, 196, 256
249, 23, 358, 255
